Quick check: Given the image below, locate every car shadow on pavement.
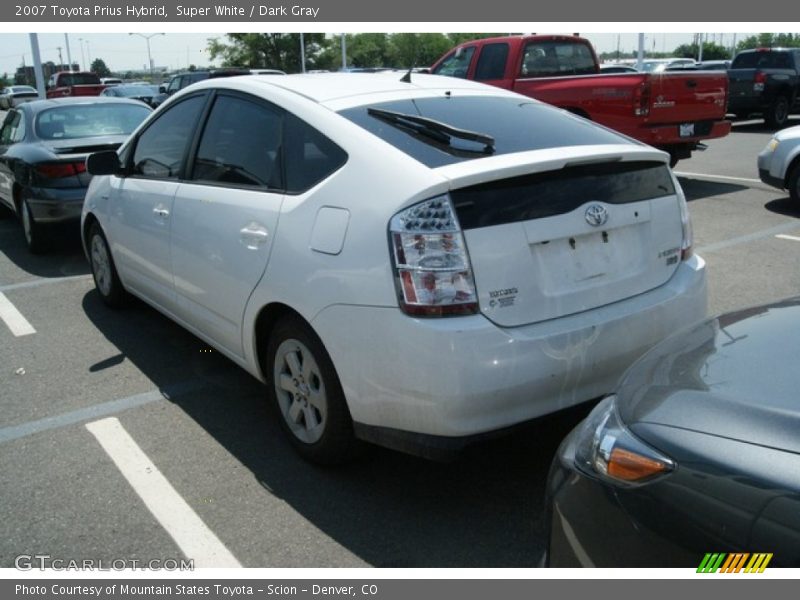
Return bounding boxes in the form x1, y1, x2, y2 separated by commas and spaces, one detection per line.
765, 196, 800, 218
0, 218, 89, 279
81, 288, 592, 567
676, 177, 748, 201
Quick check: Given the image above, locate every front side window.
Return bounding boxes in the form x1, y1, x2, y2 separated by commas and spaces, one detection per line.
166, 77, 181, 93
131, 95, 205, 179
191, 94, 283, 189
432, 46, 476, 78
475, 43, 509, 81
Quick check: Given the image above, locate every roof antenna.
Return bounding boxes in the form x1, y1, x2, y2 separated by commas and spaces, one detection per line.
400, 53, 417, 83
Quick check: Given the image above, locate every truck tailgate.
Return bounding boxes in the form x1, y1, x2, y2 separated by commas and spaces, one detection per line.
727, 68, 758, 100
648, 72, 728, 125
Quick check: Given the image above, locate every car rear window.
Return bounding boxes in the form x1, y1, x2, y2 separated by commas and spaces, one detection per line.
36, 104, 151, 140
58, 73, 101, 86
732, 51, 793, 69
338, 95, 629, 168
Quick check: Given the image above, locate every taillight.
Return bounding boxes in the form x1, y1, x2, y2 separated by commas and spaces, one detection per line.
633, 80, 651, 116
389, 195, 478, 317
754, 71, 766, 92
675, 176, 694, 261
35, 161, 87, 180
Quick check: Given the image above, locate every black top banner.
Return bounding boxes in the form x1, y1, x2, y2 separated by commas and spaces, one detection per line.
0, 0, 787, 22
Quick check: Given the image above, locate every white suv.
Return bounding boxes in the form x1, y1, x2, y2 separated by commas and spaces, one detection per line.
82, 73, 707, 463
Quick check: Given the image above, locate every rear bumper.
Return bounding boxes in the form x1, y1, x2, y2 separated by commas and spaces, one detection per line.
26, 186, 86, 224
728, 96, 768, 115
312, 255, 707, 448
631, 119, 731, 147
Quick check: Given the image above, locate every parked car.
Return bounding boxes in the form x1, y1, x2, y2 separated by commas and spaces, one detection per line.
46, 71, 106, 98
757, 124, 800, 202
639, 58, 697, 72
100, 84, 161, 107
150, 68, 251, 107
0, 85, 39, 110
545, 298, 800, 567
0, 97, 151, 252
727, 48, 800, 127
100, 77, 123, 86
430, 36, 731, 166
696, 60, 731, 71
250, 69, 287, 75
598, 64, 638, 73
82, 73, 707, 464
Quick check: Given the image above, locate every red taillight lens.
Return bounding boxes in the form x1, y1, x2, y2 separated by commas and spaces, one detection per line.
389, 196, 479, 317
35, 161, 87, 179
754, 71, 766, 92
633, 80, 651, 116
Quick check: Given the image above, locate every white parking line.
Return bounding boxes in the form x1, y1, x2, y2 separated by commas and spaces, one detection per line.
0, 291, 36, 336
86, 417, 242, 568
775, 234, 800, 242
674, 171, 763, 185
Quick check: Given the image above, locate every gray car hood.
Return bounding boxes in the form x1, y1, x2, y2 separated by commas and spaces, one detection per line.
618, 298, 800, 454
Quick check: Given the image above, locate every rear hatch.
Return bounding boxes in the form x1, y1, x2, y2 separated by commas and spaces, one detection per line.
647, 71, 728, 128
437, 148, 683, 327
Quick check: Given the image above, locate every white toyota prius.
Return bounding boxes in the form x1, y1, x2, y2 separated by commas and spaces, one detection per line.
82, 73, 707, 463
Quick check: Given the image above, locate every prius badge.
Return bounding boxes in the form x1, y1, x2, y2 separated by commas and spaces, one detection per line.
585, 203, 609, 227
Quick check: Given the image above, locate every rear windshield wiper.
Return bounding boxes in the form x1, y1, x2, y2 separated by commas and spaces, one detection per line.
367, 107, 495, 154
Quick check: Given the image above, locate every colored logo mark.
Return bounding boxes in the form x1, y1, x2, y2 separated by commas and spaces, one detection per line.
697, 553, 773, 573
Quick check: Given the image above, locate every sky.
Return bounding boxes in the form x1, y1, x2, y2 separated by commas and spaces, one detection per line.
0, 32, 758, 76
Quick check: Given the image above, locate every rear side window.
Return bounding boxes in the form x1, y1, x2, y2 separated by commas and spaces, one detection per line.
339, 96, 627, 168
131, 95, 205, 179
432, 47, 476, 78
58, 73, 101, 86
284, 113, 348, 193
0, 110, 25, 144
190, 94, 283, 189
732, 51, 792, 69
520, 41, 596, 77
475, 43, 509, 80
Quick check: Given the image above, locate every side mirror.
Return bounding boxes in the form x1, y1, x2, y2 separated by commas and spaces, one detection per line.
159, 85, 166, 93
86, 150, 123, 176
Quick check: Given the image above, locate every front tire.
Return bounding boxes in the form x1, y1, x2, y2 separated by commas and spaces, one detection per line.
265, 316, 360, 465
765, 95, 790, 129
88, 222, 128, 307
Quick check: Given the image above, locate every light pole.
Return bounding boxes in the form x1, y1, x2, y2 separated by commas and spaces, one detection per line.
78, 37, 86, 70
130, 33, 165, 80
85, 40, 91, 71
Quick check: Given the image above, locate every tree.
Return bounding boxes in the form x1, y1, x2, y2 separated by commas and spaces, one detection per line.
674, 42, 730, 60
345, 33, 390, 68
737, 33, 800, 51
388, 33, 452, 68
207, 34, 330, 73
90, 58, 111, 77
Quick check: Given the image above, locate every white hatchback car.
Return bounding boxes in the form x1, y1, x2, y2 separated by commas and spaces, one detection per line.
82, 73, 707, 463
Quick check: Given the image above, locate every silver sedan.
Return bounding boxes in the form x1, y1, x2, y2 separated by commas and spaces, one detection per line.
758, 124, 800, 203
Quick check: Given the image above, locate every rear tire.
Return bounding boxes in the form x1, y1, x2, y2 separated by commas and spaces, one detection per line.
265, 316, 361, 465
88, 222, 128, 307
788, 164, 800, 204
765, 95, 790, 129
20, 195, 47, 254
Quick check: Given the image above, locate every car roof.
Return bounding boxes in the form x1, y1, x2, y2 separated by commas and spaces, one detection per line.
189, 72, 519, 107
18, 96, 152, 112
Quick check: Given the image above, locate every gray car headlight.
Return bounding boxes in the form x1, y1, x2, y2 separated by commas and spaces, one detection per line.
573, 396, 675, 486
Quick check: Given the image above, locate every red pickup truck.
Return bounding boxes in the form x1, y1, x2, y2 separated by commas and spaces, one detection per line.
46, 72, 106, 99
431, 35, 731, 166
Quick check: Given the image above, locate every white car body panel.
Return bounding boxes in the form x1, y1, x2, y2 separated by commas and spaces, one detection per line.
82, 73, 708, 446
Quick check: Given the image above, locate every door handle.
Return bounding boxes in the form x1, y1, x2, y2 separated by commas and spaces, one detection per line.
152, 206, 170, 218
240, 223, 269, 249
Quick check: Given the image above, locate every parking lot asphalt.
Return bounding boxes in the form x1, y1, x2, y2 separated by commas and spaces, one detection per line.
1, 115, 800, 569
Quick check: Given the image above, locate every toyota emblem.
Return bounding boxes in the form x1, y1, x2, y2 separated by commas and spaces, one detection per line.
584, 203, 609, 227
